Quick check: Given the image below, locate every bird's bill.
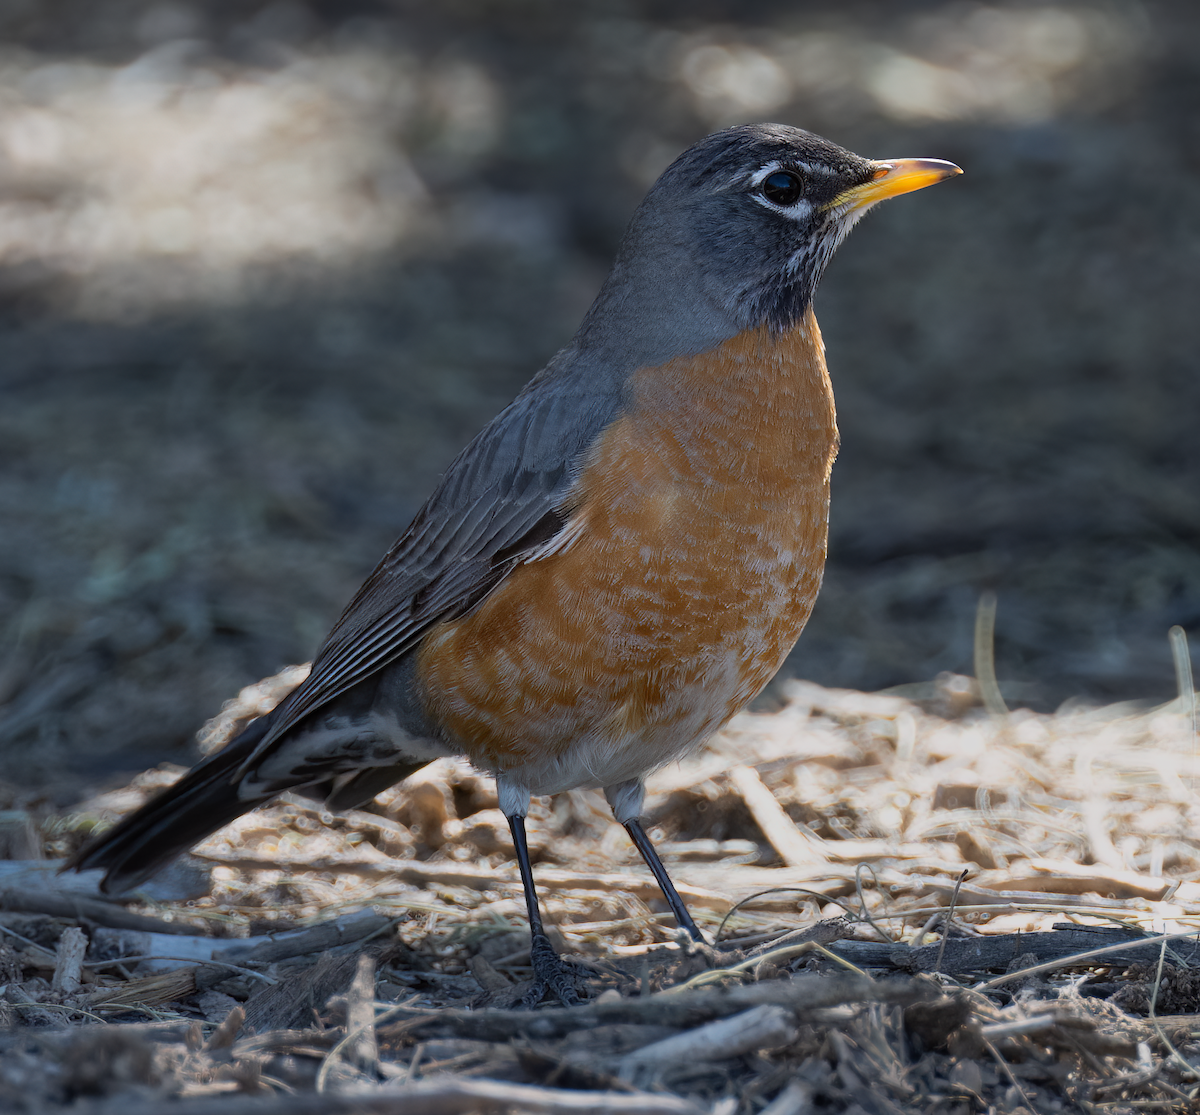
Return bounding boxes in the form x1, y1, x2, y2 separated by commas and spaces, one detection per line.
827, 158, 962, 212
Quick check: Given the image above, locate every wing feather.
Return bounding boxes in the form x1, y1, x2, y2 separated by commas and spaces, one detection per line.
243, 373, 623, 760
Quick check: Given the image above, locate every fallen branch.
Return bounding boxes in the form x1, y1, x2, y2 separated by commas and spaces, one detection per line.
619, 1004, 797, 1072
379, 973, 936, 1042
86, 911, 393, 974
72, 1075, 707, 1115
0, 888, 202, 935
830, 925, 1200, 976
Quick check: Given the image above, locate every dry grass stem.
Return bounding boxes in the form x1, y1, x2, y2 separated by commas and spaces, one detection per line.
728, 766, 828, 867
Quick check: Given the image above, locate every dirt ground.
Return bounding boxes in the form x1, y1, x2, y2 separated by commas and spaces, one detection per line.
3, 679, 1200, 1112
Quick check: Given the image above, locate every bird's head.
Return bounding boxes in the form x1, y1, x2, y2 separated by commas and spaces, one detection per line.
609, 123, 961, 338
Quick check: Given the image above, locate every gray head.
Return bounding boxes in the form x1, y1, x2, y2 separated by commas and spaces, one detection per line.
572, 123, 960, 365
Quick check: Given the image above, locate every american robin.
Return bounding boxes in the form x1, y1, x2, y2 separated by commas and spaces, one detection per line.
68, 124, 960, 1005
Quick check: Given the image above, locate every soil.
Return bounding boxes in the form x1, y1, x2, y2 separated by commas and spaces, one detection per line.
2, 1, 1199, 798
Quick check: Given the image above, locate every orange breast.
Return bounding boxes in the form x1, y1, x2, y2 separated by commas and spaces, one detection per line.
416, 306, 838, 782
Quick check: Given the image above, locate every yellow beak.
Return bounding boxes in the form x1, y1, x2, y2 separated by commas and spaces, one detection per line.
827, 158, 962, 213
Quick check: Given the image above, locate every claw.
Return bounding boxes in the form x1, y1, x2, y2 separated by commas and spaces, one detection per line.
519, 933, 584, 1008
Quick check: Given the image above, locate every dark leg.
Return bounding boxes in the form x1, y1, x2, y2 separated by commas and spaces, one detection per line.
624, 818, 706, 943
507, 814, 582, 1007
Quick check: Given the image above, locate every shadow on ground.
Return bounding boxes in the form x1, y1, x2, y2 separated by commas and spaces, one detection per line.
1, 0, 1199, 798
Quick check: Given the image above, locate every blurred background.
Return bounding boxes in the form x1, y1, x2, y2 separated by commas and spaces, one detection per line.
1, 0, 1197, 799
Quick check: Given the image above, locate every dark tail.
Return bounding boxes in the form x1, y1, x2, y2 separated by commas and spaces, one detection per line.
65, 717, 276, 895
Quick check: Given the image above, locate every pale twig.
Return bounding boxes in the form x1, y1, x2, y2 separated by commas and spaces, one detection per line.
204, 1005, 245, 1052
346, 954, 379, 1074
728, 765, 828, 867
1169, 625, 1196, 794
1083, 799, 1124, 870
759, 1079, 816, 1115
974, 590, 1009, 718
619, 1004, 797, 1076
316, 998, 418, 1094
50, 926, 87, 994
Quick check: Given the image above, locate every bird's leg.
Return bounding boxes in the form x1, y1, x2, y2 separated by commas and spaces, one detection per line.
623, 818, 729, 971
506, 813, 584, 1007
622, 818, 706, 943
605, 778, 710, 949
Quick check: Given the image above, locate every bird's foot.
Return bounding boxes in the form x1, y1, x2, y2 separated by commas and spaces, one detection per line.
665, 929, 738, 986
518, 933, 591, 1008
677, 932, 726, 968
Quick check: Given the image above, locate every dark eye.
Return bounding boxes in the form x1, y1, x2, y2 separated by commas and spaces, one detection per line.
761, 170, 804, 206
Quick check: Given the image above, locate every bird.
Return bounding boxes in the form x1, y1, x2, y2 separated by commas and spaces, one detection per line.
67, 124, 960, 1005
